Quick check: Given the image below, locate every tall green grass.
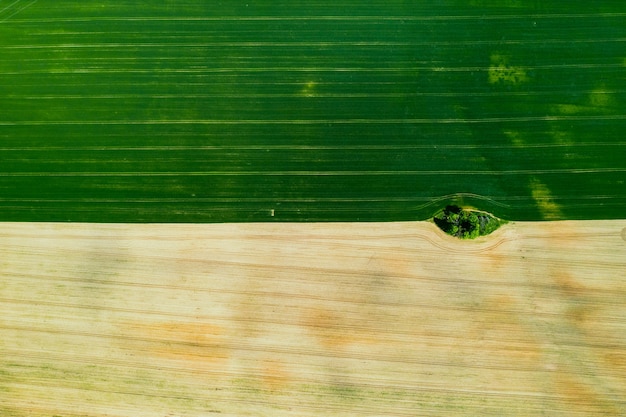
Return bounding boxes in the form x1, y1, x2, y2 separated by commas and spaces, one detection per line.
0, 1, 624, 222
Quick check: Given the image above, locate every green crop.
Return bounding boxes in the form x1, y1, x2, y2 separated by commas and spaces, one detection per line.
0, 1, 623, 223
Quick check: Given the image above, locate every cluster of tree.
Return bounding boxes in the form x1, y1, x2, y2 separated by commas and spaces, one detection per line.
433, 205, 504, 239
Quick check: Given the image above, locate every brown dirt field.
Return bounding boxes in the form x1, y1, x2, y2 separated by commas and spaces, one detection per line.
1, 220, 625, 416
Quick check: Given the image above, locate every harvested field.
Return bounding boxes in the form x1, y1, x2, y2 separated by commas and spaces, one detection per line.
1, 220, 625, 415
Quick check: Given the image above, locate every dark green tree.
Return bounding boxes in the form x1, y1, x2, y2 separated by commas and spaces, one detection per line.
433, 205, 505, 239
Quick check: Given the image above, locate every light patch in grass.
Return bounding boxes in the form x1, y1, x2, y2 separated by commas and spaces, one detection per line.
469, 0, 524, 7
529, 177, 562, 220
488, 53, 528, 85
588, 86, 616, 108
503, 129, 526, 147
552, 104, 590, 115
550, 128, 573, 146
553, 84, 616, 115
300, 81, 317, 97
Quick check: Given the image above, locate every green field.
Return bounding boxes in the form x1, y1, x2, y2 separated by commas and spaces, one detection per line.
1, 1, 624, 222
